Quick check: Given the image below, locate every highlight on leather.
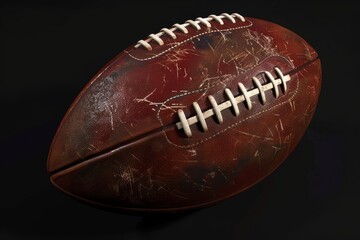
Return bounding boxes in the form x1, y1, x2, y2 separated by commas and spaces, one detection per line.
176, 67, 291, 137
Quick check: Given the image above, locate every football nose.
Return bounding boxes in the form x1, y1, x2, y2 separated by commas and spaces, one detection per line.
47, 57, 134, 173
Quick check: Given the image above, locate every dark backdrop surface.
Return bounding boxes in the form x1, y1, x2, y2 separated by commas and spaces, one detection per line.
1, 1, 359, 239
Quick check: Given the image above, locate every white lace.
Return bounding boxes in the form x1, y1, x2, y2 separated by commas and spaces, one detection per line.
135, 13, 245, 51
176, 68, 291, 138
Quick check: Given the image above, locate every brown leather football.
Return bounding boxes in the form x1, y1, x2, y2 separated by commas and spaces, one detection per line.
48, 13, 321, 212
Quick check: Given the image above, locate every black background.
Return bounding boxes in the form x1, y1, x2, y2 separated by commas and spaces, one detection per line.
1, 1, 359, 239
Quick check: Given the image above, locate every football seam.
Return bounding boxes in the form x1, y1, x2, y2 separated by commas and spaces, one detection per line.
50, 58, 319, 176
126, 20, 253, 61
48, 58, 317, 175
157, 55, 298, 148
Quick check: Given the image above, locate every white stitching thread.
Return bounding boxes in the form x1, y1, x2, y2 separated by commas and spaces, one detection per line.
208, 95, 223, 124
178, 109, 192, 138
186, 20, 201, 30
265, 71, 279, 98
225, 88, 240, 116
134, 13, 246, 51
176, 80, 298, 149
156, 56, 284, 125
193, 102, 208, 132
176, 68, 291, 137
156, 56, 296, 148
238, 82, 252, 110
253, 76, 266, 104
209, 15, 224, 25
127, 21, 253, 61
275, 67, 288, 92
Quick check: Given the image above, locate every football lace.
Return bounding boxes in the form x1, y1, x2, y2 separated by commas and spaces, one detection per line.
176, 68, 291, 138
135, 13, 245, 51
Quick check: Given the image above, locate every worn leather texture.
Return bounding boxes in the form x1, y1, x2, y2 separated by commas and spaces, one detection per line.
47, 15, 321, 211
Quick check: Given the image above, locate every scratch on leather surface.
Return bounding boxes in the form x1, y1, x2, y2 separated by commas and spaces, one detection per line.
48, 14, 321, 211
157, 56, 296, 148
126, 21, 253, 61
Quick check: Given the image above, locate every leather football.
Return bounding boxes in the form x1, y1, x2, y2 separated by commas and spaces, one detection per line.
48, 13, 321, 212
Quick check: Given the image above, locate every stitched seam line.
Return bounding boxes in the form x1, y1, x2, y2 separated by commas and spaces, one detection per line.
157, 56, 295, 148
127, 20, 253, 61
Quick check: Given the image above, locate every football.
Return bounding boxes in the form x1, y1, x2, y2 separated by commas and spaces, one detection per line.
48, 13, 321, 212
